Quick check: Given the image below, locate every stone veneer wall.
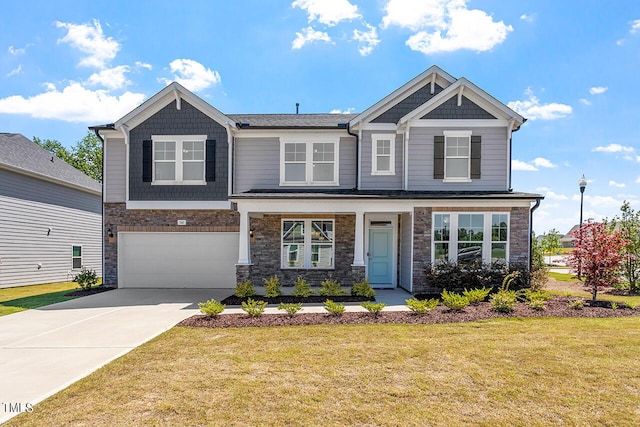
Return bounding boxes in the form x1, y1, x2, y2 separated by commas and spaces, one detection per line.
103, 203, 239, 286
411, 206, 531, 294
240, 214, 363, 286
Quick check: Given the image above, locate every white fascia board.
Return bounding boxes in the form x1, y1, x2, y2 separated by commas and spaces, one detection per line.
399, 78, 524, 128
114, 82, 236, 131
235, 129, 350, 139
349, 66, 456, 127
233, 197, 536, 214
359, 123, 398, 131
126, 201, 232, 210
408, 119, 509, 128
0, 163, 102, 196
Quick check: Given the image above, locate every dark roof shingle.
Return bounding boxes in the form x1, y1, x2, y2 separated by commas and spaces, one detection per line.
227, 113, 358, 128
0, 133, 101, 194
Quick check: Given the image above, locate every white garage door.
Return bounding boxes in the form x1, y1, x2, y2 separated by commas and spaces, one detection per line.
119, 232, 238, 288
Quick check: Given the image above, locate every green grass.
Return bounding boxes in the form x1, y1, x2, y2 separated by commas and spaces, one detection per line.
549, 290, 640, 306
0, 281, 82, 316
7, 317, 640, 426
548, 271, 580, 282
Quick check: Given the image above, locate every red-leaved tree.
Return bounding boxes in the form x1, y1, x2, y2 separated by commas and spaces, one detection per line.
567, 222, 628, 301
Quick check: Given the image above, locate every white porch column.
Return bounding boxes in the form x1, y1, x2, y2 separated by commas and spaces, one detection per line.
352, 210, 365, 266
237, 209, 251, 265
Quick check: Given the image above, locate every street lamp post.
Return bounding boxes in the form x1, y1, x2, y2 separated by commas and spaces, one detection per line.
578, 175, 587, 279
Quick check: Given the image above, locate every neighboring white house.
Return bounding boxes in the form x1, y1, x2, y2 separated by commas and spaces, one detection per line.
0, 133, 102, 288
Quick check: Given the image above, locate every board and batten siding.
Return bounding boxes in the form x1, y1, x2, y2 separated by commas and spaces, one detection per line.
407, 126, 508, 191
105, 137, 126, 202
0, 169, 102, 288
234, 136, 356, 193
360, 131, 404, 190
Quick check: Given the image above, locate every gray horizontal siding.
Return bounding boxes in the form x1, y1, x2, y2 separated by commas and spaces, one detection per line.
234, 136, 356, 193
360, 131, 404, 190
0, 168, 101, 214
105, 137, 126, 202
0, 195, 102, 287
407, 126, 508, 191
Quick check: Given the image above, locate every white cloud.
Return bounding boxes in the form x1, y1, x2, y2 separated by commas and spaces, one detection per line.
631, 19, 640, 34
589, 86, 608, 95
636, 176, 640, 184
292, 27, 333, 50
330, 108, 355, 114
579, 98, 592, 106
0, 82, 145, 122
545, 191, 569, 201
56, 20, 120, 68
592, 143, 635, 153
6, 64, 22, 77
381, 0, 513, 54
520, 14, 535, 23
353, 24, 380, 56
160, 59, 221, 92
536, 186, 550, 192
135, 61, 152, 70
512, 160, 537, 171
86, 65, 131, 90
575, 194, 627, 210
507, 88, 572, 120
292, 0, 360, 26
8, 45, 26, 55
532, 157, 556, 168
609, 180, 626, 188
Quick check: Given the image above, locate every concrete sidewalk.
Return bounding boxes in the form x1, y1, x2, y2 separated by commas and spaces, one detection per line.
0, 288, 229, 423
0, 286, 413, 423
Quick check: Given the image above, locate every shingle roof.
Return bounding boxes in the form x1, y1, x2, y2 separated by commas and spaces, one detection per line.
0, 133, 101, 194
227, 113, 358, 128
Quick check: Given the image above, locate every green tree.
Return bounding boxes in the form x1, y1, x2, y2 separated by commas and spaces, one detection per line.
610, 201, 640, 292
33, 131, 102, 182
541, 228, 561, 265
32, 136, 74, 164
531, 232, 545, 271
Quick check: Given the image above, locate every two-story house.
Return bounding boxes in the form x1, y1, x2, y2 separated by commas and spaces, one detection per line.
93, 66, 542, 294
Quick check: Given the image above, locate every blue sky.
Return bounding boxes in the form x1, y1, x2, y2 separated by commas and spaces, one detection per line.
1, 0, 639, 235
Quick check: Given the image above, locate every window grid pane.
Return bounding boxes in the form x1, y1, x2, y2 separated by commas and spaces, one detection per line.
444, 135, 470, 179
282, 220, 334, 269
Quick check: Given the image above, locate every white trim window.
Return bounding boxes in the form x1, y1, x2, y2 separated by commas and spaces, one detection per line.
72, 245, 82, 269
153, 135, 206, 185
371, 134, 395, 175
282, 219, 334, 269
280, 137, 339, 186
432, 212, 509, 265
443, 130, 471, 181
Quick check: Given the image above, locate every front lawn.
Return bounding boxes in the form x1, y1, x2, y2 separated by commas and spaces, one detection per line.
8, 317, 640, 426
0, 281, 82, 316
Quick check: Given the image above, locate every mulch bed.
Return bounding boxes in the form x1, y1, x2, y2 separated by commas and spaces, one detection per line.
65, 286, 115, 297
179, 296, 639, 329
220, 294, 374, 305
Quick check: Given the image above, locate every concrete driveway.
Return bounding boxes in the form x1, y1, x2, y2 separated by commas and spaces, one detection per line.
0, 288, 231, 423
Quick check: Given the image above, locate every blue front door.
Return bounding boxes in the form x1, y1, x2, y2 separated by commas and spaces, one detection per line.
368, 227, 393, 287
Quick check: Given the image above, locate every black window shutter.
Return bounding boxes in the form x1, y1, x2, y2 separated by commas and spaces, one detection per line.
142, 140, 152, 182
470, 135, 481, 180
206, 139, 216, 182
433, 136, 445, 179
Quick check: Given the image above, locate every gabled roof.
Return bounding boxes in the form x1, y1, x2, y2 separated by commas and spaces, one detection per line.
114, 82, 236, 130
0, 133, 101, 194
398, 77, 525, 130
228, 114, 357, 128
349, 65, 457, 126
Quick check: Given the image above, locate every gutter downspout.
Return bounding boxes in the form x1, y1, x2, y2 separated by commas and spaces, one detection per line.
346, 123, 359, 190
529, 198, 541, 271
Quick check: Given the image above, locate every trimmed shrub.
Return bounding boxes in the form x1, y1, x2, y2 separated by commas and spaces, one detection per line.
235, 280, 256, 298
263, 275, 281, 298
568, 299, 584, 310
361, 301, 386, 317
75, 267, 99, 290
278, 302, 303, 317
527, 299, 546, 311
441, 289, 469, 311
293, 276, 314, 297
319, 278, 345, 297
424, 261, 532, 293
324, 300, 346, 316
241, 298, 268, 317
490, 290, 518, 313
198, 299, 226, 317
406, 298, 439, 314
351, 279, 375, 298
463, 287, 492, 305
